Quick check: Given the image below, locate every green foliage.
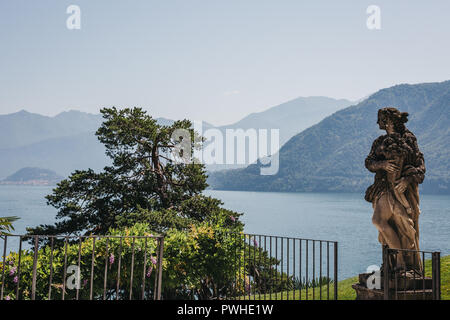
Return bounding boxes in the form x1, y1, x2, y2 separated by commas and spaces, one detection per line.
1, 222, 248, 300
26, 107, 218, 236
14, 107, 256, 299
0, 216, 19, 235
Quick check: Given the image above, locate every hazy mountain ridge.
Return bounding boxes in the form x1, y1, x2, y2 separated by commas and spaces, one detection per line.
0, 97, 352, 178
208, 81, 450, 194
0, 111, 173, 178
205, 96, 353, 171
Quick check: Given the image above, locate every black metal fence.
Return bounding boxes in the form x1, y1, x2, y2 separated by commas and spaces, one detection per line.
225, 233, 338, 300
0, 234, 164, 300
1, 232, 339, 300
382, 246, 441, 300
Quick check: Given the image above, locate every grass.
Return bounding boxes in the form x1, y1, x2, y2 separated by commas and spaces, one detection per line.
238, 255, 449, 300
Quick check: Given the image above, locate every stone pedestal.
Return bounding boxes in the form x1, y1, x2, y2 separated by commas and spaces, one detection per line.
352, 272, 433, 300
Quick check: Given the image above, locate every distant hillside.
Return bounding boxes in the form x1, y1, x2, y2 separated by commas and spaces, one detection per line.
0, 110, 103, 149
1, 167, 63, 186
206, 96, 353, 171
208, 80, 450, 194
0, 111, 173, 179
0, 100, 351, 178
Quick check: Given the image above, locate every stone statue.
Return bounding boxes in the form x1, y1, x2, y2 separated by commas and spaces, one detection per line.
365, 107, 425, 271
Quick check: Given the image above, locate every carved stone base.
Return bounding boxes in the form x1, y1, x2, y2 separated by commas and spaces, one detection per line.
352, 272, 433, 300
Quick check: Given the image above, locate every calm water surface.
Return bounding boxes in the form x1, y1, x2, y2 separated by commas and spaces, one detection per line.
1, 185, 449, 279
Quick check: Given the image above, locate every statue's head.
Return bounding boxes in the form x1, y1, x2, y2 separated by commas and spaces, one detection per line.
377, 107, 408, 133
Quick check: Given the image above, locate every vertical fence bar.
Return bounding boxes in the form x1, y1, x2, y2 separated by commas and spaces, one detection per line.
275, 237, 278, 300
31, 235, 39, 300
299, 239, 302, 300
1, 236, 7, 300
312, 240, 315, 300
129, 237, 136, 300
293, 239, 295, 300
103, 238, 109, 300
264, 235, 267, 300
48, 237, 54, 300
258, 235, 261, 300
403, 258, 406, 300
327, 241, 330, 300
432, 252, 441, 300
383, 246, 389, 300
281, 237, 283, 300
248, 235, 251, 300
76, 237, 82, 300
15, 236, 22, 300
116, 237, 123, 300
287, 238, 289, 301
422, 251, 425, 300
62, 237, 68, 300
319, 241, 322, 300
436, 252, 441, 300
333, 242, 338, 300
156, 237, 164, 300
90, 237, 96, 300
141, 237, 148, 300
253, 235, 256, 300
413, 252, 416, 294
231, 233, 239, 299
269, 236, 272, 300
305, 240, 308, 300
239, 233, 242, 300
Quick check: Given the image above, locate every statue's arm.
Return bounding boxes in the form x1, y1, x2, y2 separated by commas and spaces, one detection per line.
365, 137, 382, 172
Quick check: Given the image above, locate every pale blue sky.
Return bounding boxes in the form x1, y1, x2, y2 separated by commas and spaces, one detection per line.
0, 0, 449, 125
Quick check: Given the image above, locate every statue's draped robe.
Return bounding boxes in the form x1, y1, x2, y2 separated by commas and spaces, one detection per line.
365, 129, 425, 271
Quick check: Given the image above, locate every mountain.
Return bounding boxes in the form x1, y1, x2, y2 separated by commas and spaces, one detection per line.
208, 80, 450, 194
205, 96, 353, 171
1, 167, 64, 186
0, 110, 103, 149
0, 111, 174, 179
0, 98, 351, 178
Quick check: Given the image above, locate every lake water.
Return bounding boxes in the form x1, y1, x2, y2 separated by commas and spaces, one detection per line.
1, 185, 449, 279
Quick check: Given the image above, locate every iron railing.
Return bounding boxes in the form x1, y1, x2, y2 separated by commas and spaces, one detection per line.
0, 234, 164, 300
225, 233, 338, 300
1, 232, 338, 300
382, 246, 441, 300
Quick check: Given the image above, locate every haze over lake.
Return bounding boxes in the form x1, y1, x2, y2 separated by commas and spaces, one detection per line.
1, 185, 449, 279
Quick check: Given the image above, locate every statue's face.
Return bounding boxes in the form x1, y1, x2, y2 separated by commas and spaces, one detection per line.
377, 113, 393, 131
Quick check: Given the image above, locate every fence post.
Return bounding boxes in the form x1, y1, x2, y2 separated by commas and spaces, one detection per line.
334, 242, 338, 300
432, 252, 441, 300
31, 235, 39, 300
156, 237, 164, 300
383, 245, 389, 300
1, 236, 7, 300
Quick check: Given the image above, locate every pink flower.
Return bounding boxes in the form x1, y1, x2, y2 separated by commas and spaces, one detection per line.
5, 296, 11, 300
109, 254, 115, 265
9, 266, 17, 276
13, 276, 18, 283
253, 238, 258, 247
230, 216, 236, 222
151, 256, 157, 265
